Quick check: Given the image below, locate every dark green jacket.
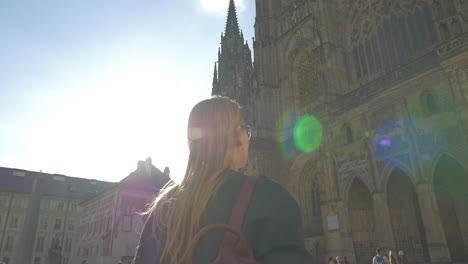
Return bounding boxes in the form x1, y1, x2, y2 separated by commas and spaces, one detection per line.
134, 170, 312, 263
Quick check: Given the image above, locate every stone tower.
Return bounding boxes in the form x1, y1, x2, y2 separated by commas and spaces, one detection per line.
212, 0, 255, 124
213, 0, 468, 264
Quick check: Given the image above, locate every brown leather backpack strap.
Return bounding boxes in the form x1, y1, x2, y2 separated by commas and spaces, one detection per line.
212, 176, 259, 262
228, 176, 259, 230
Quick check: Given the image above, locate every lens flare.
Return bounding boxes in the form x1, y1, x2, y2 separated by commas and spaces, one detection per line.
277, 110, 298, 160
293, 115, 323, 153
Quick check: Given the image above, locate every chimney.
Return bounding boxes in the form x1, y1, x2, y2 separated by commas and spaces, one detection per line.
163, 167, 170, 177
145, 157, 152, 176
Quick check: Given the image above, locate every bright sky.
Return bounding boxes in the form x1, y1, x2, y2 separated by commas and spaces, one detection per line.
0, 0, 255, 183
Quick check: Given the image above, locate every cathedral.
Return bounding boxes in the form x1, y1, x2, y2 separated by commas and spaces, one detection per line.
212, 1, 468, 264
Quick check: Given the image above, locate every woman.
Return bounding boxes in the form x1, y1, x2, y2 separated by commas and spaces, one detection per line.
389, 250, 400, 264
134, 96, 312, 264
398, 251, 409, 264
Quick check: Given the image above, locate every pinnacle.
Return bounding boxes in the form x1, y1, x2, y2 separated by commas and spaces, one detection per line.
225, 0, 240, 37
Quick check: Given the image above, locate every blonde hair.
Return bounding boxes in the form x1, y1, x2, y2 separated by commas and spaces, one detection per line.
146, 96, 243, 264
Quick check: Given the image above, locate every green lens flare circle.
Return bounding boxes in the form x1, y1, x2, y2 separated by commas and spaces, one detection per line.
293, 115, 323, 152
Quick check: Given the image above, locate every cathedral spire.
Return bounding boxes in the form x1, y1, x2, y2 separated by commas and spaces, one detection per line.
212, 62, 218, 88
225, 0, 240, 37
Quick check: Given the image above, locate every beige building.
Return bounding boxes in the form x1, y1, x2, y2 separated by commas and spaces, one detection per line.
71, 158, 169, 264
215, 1, 468, 264
0, 167, 113, 264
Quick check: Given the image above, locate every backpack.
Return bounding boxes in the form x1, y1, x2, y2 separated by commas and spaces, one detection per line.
186, 176, 261, 264
375, 255, 384, 264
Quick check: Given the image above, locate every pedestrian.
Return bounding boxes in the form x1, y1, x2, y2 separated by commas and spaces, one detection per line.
398, 251, 409, 264
134, 96, 313, 264
373, 248, 389, 264
389, 249, 399, 264
329, 256, 336, 264
336, 256, 342, 264
343, 256, 350, 264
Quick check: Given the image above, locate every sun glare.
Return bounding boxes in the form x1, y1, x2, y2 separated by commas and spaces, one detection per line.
32, 52, 197, 184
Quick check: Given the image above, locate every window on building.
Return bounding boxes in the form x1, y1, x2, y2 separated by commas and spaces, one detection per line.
50, 237, 60, 249
351, 2, 438, 84
0, 196, 8, 207
13, 199, 22, 208
296, 49, 318, 105
9, 215, 19, 228
36, 236, 45, 252
41, 200, 51, 209
34, 257, 41, 264
54, 218, 62, 230
57, 202, 64, 211
3, 257, 10, 264
64, 237, 72, 252
5, 236, 14, 251
67, 219, 75, 231
63, 257, 69, 264
71, 203, 77, 212
311, 182, 322, 217
13, 170, 26, 177
122, 215, 132, 232
39, 217, 48, 230
0, 215, 2, 228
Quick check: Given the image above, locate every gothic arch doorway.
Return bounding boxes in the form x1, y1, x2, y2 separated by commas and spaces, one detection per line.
434, 155, 468, 262
348, 178, 378, 264
387, 168, 429, 264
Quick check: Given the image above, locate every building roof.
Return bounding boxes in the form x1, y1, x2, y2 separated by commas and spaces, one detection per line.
118, 157, 170, 192
0, 166, 115, 199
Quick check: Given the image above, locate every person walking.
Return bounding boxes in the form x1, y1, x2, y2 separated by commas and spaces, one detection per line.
389, 250, 400, 264
398, 251, 409, 264
373, 248, 389, 264
336, 256, 342, 264
134, 96, 313, 264
343, 256, 350, 264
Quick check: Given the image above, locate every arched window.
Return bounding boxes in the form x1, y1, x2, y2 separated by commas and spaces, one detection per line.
349, 1, 438, 83
296, 49, 318, 105
311, 182, 321, 217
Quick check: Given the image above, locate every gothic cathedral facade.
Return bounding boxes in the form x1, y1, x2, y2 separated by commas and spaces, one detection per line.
212, 1, 468, 264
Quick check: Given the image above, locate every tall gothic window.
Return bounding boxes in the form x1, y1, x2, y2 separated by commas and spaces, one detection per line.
311, 182, 321, 217
296, 49, 317, 105
423, 92, 439, 116
350, 1, 438, 83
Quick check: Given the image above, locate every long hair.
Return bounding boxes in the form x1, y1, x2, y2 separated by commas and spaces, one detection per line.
145, 96, 243, 264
